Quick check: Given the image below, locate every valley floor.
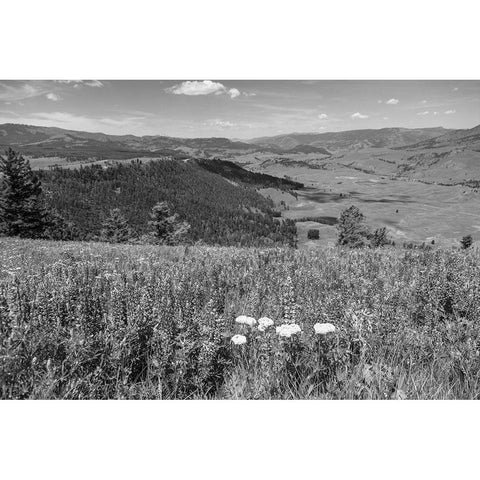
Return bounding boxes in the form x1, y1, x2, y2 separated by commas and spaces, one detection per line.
234, 149, 480, 249
1, 238, 480, 399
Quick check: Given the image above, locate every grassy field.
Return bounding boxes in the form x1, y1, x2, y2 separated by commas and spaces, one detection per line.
1, 237, 480, 399
234, 150, 480, 248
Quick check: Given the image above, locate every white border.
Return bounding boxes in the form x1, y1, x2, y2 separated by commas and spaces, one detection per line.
1, 0, 479, 478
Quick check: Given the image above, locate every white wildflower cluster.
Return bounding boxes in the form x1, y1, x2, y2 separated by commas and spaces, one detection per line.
313, 323, 336, 335
231, 334, 247, 345
276, 323, 302, 338
235, 315, 257, 327
258, 317, 274, 332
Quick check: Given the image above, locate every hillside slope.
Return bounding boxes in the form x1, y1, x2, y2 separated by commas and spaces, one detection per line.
37, 159, 297, 246
0, 123, 263, 160
249, 127, 450, 152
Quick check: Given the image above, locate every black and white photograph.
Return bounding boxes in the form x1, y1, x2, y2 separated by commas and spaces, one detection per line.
1, 1, 479, 479
2, 79, 480, 400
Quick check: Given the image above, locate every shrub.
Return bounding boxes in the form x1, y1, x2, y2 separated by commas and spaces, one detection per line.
307, 229, 320, 240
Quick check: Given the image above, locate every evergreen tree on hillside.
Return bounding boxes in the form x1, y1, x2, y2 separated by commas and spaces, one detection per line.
369, 226, 391, 248
0, 148, 46, 237
148, 201, 190, 245
43, 209, 77, 241
100, 208, 133, 243
336, 205, 370, 248
461, 234, 473, 250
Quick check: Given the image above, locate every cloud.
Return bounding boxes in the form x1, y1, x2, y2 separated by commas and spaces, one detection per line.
0, 82, 47, 102
243, 92, 256, 97
84, 80, 103, 88
54, 80, 103, 88
453, 87, 459, 92
377, 100, 383, 104
228, 88, 240, 99
433, 111, 438, 115
417, 111, 429, 115
351, 112, 369, 119
386, 98, 399, 105
420, 100, 428, 104
318, 113, 328, 119
207, 119, 236, 128
444, 109, 456, 115
383, 117, 389, 120
46, 93, 61, 102
165, 80, 243, 99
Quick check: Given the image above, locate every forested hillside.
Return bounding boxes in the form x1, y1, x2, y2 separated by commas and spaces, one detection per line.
37, 159, 297, 246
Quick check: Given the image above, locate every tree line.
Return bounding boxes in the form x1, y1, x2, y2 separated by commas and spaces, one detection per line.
0, 149, 297, 247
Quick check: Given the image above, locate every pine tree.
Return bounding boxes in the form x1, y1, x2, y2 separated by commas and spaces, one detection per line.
461, 234, 473, 250
43, 209, 77, 241
0, 148, 46, 237
100, 208, 133, 243
370, 226, 391, 248
336, 205, 369, 248
148, 201, 190, 245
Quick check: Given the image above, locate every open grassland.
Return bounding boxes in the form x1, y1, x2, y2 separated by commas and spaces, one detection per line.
235, 150, 480, 248
2, 238, 480, 399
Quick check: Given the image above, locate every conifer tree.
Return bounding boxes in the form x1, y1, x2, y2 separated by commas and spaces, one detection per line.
148, 201, 190, 245
336, 205, 370, 248
0, 148, 46, 237
461, 234, 473, 250
100, 208, 133, 243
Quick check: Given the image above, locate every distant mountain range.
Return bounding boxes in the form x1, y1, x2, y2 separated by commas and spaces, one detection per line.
395, 124, 480, 151
249, 127, 451, 152
1, 123, 479, 161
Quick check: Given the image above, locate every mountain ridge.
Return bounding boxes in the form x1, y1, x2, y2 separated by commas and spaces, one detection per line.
2, 123, 478, 160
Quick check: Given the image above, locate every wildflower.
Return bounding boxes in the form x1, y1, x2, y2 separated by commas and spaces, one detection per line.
235, 315, 257, 327
258, 317, 274, 331
276, 323, 301, 338
314, 323, 336, 335
231, 334, 247, 345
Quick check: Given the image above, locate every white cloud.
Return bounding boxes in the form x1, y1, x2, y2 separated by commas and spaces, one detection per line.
165, 80, 243, 99
46, 93, 61, 102
383, 117, 389, 120
417, 111, 429, 116
420, 100, 428, 104
228, 88, 240, 99
318, 113, 328, 119
84, 80, 103, 88
433, 111, 438, 115
377, 100, 383, 104
243, 92, 256, 97
351, 112, 368, 119
207, 119, 236, 128
386, 98, 399, 105
444, 109, 456, 115
0, 82, 47, 101
54, 80, 103, 88
453, 87, 459, 92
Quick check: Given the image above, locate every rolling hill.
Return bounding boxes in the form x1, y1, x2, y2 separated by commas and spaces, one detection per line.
0, 123, 460, 161
0, 123, 264, 160
398, 124, 480, 151
248, 127, 450, 152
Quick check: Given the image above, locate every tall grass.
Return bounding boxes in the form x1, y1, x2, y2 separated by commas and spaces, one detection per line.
1, 238, 480, 399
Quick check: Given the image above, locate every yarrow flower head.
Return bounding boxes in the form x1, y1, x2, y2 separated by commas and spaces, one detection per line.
276, 323, 301, 338
231, 334, 247, 345
258, 317, 275, 331
314, 323, 336, 335
235, 315, 257, 327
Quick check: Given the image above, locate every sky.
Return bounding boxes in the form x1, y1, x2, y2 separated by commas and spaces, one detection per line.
0, 80, 479, 139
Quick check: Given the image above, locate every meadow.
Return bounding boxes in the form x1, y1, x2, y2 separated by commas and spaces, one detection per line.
234, 150, 480, 248
1, 237, 480, 399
